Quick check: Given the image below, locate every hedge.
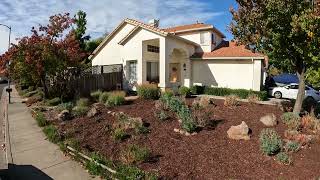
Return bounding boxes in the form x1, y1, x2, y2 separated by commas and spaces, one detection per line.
204, 87, 268, 101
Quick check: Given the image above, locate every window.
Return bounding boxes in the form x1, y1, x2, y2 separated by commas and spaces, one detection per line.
169, 63, 180, 83
200, 32, 206, 44
211, 33, 216, 44
147, 45, 159, 53
128, 61, 137, 82
289, 85, 299, 89
147, 62, 159, 83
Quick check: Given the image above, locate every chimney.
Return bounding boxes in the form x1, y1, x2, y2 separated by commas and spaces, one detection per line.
148, 19, 160, 28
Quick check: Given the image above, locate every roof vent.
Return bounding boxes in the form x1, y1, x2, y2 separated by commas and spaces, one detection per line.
148, 19, 159, 28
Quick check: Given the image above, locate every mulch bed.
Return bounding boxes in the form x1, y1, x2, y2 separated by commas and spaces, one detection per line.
51, 98, 320, 179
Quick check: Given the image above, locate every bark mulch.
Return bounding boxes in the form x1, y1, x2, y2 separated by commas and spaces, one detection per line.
54, 99, 320, 179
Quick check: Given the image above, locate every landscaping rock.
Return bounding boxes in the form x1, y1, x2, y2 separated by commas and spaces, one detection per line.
57, 110, 71, 121
87, 106, 100, 118
199, 96, 214, 107
227, 121, 250, 140
260, 113, 277, 127
21, 98, 28, 103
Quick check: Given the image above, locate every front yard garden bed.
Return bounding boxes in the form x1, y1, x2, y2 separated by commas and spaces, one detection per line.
44, 97, 320, 179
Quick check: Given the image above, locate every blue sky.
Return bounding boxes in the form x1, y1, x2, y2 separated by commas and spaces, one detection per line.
0, 0, 237, 54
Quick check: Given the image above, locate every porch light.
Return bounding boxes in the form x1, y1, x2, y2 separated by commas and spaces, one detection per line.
183, 63, 186, 71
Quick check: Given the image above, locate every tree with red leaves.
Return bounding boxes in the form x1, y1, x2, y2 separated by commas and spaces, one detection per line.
0, 12, 86, 97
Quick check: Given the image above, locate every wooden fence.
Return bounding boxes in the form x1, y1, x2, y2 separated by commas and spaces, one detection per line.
70, 72, 123, 97
47, 65, 123, 98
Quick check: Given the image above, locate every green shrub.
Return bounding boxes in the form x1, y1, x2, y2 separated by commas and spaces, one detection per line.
76, 98, 90, 107
90, 90, 102, 102
72, 106, 89, 117
121, 145, 151, 165
190, 85, 205, 95
112, 128, 128, 141
285, 141, 300, 152
135, 124, 150, 134
98, 92, 109, 103
137, 84, 160, 100
85, 160, 105, 176
57, 102, 74, 111
154, 110, 169, 121
35, 111, 48, 127
116, 165, 157, 180
281, 112, 301, 130
106, 91, 126, 106
167, 97, 184, 112
259, 129, 283, 155
43, 125, 61, 143
47, 97, 61, 106
179, 86, 191, 97
276, 152, 292, 165
204, 87, 268, 100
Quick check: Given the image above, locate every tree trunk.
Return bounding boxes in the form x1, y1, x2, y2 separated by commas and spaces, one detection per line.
41, 75, 48, 98
293, 64, 306, 114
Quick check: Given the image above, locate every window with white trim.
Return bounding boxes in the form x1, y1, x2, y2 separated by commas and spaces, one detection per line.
200, 32, 206, 44
211, 33, 216, 44
128, 60, 137, 82
147, 45, 159, 53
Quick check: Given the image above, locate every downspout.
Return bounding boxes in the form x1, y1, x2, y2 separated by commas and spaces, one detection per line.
252, 58, 255, 90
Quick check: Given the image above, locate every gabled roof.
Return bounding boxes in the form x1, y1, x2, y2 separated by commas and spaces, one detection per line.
89, 18, 200, 59
163, 23, 226, 38
191, 41, 265, 59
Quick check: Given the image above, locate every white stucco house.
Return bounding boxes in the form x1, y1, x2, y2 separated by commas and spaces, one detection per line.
90, 18, 268, 91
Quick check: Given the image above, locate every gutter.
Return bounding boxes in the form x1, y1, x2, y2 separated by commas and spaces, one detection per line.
190, 57, 265, 60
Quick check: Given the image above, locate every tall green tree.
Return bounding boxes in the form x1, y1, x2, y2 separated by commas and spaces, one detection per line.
230, 0, 320, 113
74, 10, 90, 50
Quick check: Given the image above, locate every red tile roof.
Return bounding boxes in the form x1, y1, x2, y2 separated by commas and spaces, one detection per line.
164, 23, 212, 32
191, 41, 265, 58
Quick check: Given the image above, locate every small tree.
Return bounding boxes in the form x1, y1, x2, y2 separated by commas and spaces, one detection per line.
230, 0, 320, 113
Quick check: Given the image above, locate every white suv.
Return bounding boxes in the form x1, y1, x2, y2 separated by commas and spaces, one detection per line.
269, 83, 320, 101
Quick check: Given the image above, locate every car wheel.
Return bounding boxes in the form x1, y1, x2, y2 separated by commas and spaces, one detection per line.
274, 91, 282, 99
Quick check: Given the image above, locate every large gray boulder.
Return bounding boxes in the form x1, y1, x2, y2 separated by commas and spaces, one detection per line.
227, 121, 250, 140
260, 114, 277, 127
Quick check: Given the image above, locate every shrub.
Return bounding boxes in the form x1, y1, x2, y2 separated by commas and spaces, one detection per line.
47, 97, 61, 106
57, 102, 74, 112
301, 114, 319, 130
35, 111, 48, 127
116, 165, 157, 180
106, 91, 126, 106
72, 106, 89, 117
192, 109, 213, 128
121, 145, 151, 165
98, 92, 109, 103
259, 129, 283, 155
281, 112, 301, 130
167, 97, 184, 112
276, 152, 292, 165
285, 141, 300, 153
112, 128, 128, 141
43, 125, 61, 143
247, 93, 260, 104
76, 98, 90, 107
26, 95, 42, 106
90, 90, 102, 102
224, 95, 240, 107
204, 87, 268, 100
190, 85, 205, 95
154, 100, 168, 111
136, 84, 160, 100
154, 110, 169, 121
179, 86, 191, 97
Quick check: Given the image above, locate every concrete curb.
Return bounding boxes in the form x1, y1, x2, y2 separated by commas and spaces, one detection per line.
2, 86, 13, 167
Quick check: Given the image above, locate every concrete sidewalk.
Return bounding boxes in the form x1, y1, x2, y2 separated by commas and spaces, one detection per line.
5, 86, 98, 180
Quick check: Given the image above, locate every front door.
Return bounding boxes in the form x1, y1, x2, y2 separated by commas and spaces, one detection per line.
147, 62, 159, 83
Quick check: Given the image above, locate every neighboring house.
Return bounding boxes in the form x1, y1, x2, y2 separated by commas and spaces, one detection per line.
90, 18, 267, 91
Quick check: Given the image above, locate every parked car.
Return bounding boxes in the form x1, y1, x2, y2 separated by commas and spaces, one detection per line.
269, 83, 320, 101
0, 76, 8, 83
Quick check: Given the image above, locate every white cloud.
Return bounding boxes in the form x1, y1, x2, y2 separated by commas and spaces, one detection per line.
0, 0, 225, 54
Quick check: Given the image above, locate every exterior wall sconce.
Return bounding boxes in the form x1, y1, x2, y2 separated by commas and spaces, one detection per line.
183, 63, 186, 71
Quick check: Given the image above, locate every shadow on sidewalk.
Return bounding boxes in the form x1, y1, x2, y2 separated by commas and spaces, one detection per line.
0, 163, 53, 180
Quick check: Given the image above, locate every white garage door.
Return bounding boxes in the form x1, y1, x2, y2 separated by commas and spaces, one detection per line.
192, 59, 256, 90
